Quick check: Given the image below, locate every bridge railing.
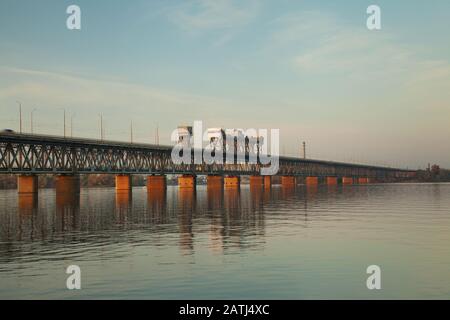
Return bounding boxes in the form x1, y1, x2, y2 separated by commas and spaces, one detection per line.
0, 132, 416, 178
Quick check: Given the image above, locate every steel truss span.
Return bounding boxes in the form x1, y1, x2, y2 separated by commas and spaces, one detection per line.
0, 133, 415, 179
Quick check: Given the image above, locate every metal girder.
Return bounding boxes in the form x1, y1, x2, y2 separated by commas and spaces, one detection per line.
0, 133, 416, 179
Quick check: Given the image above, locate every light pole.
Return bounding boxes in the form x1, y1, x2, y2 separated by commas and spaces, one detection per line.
31, 108, 37, 134
16, 101, 22, 133
303, 141, 306, 159
130, 120, 133, 144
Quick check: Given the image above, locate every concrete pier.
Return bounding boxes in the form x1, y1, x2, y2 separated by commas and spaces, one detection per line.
147, 175, 166, 191
18, 175, 38, 194
178, 175, 196, 188
281, 176, 295, 186
358, 177, 369, 184
263, 176, 272, 188
342, 177, 353, 185
207, 175, 223, 189
56, 175, 80, 194
306, 176, 319, 186
224, 176, 240, 188
249, 176, 264, 188
115, 174, 132, 192
326, 177, 338, 185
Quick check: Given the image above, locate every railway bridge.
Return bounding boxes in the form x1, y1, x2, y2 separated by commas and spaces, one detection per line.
0, 132, 416, 195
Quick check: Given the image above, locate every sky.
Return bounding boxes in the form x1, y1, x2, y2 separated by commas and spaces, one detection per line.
0, 0, 449, 169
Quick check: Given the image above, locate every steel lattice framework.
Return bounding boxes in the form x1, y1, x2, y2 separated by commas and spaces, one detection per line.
0, 133, 415, 179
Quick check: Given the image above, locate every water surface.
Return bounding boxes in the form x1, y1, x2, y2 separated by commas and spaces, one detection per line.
0, 183, 449, 299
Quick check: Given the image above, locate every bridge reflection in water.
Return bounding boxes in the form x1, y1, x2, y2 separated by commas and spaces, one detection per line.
4, 182, 378, 258
6, 184, 319, 249
2, 182, 450, 299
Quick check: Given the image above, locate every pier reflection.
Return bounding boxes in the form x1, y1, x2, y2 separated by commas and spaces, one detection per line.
281, 184, 295, 199
18, 194, 38, 215
250, 186, 264, 211
115, 191, 132, 224
178, 189, 196, 254
16, 194, 39, 242
0, 183, 391, 263
207, 186, 223, 211
306, 184, 318, 199
224, 188, 240, 214
55, 191, 80, 232
147, 189, 167, 223
1, 183, 450, 300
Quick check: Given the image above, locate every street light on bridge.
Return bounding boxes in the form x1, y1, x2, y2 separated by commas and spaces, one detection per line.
130, 120, 133, 144
99, 114, 103, 141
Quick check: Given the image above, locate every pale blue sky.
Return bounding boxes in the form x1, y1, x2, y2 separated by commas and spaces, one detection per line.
1, 0, 449, 168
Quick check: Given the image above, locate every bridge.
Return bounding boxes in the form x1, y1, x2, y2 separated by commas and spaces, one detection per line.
0, 132, 416, 195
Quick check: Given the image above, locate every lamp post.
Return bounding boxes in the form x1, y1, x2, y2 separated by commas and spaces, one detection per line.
303, 141, 306, 159
130, 120, 133, 144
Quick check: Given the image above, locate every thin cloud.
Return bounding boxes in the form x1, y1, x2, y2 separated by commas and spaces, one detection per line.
167, 0, 259, 31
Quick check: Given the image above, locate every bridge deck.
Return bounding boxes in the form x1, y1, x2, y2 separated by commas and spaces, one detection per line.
0, 132, 414, 177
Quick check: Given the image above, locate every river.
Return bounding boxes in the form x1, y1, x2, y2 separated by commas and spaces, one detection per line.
0, 183, 449, 299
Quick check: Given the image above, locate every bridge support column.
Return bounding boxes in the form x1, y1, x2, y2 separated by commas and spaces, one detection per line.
342, 177, 353, 185
305, 176, 319, 186
18, 175, 38, 194
281, 176, 295, 186
179, 175, 196, 188
326, 177, 338, 185
224, 176, 240, 188
358, 177, 369, 184
56, 175, 80, 194
147, 175, 166, 191
207, 175, 223, 189
116, 174, 132, 192
263, 176, 272, 188
250, 176, 264, 188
